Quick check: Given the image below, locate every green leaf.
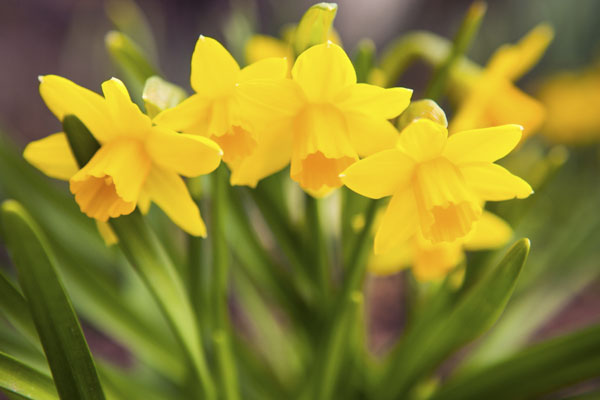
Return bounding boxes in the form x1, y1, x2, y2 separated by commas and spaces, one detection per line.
294, 2, 338, 55
142, 76, 187, 118
353, 39, 376, 84
105, 30, 158, 98
375, 239, 530, 399
0, 351, 58, 400
1, 200, 105, 400
0, 269, 37, 343
430, 323, 600, 400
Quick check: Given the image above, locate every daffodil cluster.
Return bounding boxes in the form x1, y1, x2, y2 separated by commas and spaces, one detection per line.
25, 30, 533, 282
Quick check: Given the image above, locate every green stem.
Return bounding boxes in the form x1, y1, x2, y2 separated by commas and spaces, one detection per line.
305, 195, 331, 303
211, 166, 240, 400
425, 1, 486, 100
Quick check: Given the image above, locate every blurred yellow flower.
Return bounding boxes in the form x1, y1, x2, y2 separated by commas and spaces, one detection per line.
153, 36, 288, 165
341, 118, 532, 254
236, 42, 412, 196
537, 65, 600, 144
24, 75, 222, 237
369, 210, 512, 281
450, 24, 553, 138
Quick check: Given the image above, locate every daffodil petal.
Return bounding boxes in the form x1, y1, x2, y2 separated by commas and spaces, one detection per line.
460, 163, 533, 201
102, 78, 152, 136
146, 126, 222, 177
39, 75, 114, 143
443, 124, 523, 164
229, 123, 293, 187
23, 132, 78, 180
485, 84, 546, 138
244, 35, 293, 65
397, 118, 448, 162
153, 94, 212, 136
336, 84, 412, 120
374, 189, 418, 255
340, 149, 414, 199
190, 36, 239, 96
291, 42, 356, 102
463, 210, 512, 250
346, 113, 399, 157
413, 243, 464, 282
239, 57, 288, 82
96, 220, 118, 246
143, 166, 207, 237
236, 79, 305, 127
368, 241, 413, 276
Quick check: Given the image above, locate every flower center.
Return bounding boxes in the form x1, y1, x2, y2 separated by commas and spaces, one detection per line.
413, 157, 481, 243
214, 125, 257, 164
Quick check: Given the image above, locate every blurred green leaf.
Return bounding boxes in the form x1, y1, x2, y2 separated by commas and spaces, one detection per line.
1, 200, 105, 400
0, 351, 57, 400
0, 269, 38, 344
142, 76, 187, 118
430, 322, 600, 400
376, 239, 530, 399
105, 30, 158, 100
353, 39, 376, 83
294, 2, 338, 55
105, 0, 158, 61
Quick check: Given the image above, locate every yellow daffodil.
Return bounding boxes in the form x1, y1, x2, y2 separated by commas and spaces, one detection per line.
153, 36, 288, 166
24, 75, 222, 236
537, 65, 600, 144
450, 24, 553, 138
369, 210, 512, 281
235, 41, 412, 196
341, 118, 532, 253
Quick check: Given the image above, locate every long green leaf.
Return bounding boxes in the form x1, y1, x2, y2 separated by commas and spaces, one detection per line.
430, 323, 600, 400
1, 200, 105, 400
376, 239, 530, 399
0, 269, 37, 343
0, 351, 57, 400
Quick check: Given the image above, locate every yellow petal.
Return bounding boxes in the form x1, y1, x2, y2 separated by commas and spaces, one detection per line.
336, 84, 412, 120
244, 35, 293, 65
397, 119, 447, 162
236, 79, 305, 128
460, 163, 533, 201
153, 94, 212, 136
443, 124, 523, 165
487, 23, 554, 81
190, 36, 239, 96
229, 123, 293, 187
291, 152, 355, 195
101, 78, 152, 137
374, 189, 419, 255
146, 126, 222, 177
463, 211, 512, 250
239, 57, 288, 82
340, 149, 414, 199
368, 240, 413, 276
143, 166, 206, 237
412, 241, 464, 282
39, 75, 114, 143
70, 139, 151, 221
291, 42, 356, 102
23, 132, 78, 180
346, 114, 399, 157
96, 220, 118, 246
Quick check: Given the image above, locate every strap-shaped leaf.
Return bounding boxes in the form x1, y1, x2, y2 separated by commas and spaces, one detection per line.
376, 239, 530, 399
430, 323, 600, 400
1, 200, 105, 400
0, 351, 57, 400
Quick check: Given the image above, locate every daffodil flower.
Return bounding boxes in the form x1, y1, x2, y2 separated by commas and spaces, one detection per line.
450, 24, 553, 138
341, 118, 532, 253
24, 75, 222, 237
236, 42, 412, 197
153, 36, 288, 166
369, 210, 512, 281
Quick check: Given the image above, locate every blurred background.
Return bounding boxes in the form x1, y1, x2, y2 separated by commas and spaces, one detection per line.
1, 0, 600, 394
